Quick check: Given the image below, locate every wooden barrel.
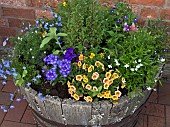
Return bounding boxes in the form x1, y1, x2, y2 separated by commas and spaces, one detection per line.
19, 65, 164, 127
20, 86, 151, 127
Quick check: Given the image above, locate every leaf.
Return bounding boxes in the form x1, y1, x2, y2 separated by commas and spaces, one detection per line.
15, 79, 24, 86
16, 74, 21, 80
98, 86, 102, 92
40, 37, 53, 48
22, 70, 28, 78
53, 50, 60, 55
49, 28, 57, 36
57, 33, 67, 37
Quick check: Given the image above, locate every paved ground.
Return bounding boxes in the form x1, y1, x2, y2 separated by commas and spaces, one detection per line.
0, 63, 170, 127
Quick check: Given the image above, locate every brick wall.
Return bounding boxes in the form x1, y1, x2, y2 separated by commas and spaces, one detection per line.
0, 0, 170, 46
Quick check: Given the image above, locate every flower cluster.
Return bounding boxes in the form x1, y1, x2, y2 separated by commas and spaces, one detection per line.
67, 52, 126, 103
43, 48, 76, 80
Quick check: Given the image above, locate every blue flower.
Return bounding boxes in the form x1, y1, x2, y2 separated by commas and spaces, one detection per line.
36, 74, 42, 79
43, 54, 59, 65
134, 18, 138, 22
16, 98, 21, 102
58, 16, 61, 21
46, 69, 58, 81
2, 81, 7, 85
26, 82, 31, 87
38, 92, 46, 101
32, 77, 37, 82
10, 105, 15, 109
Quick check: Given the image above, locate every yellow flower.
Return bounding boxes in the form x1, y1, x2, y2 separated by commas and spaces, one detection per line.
78, 61, 82, 67
76, 75, 83, 81
82, 83, 85, 88
115, 90, 122, 97
104, 83, 110, 89
95, 61, 102, 67
97, 93, 103, 98
82, 63, 87, 70
103, 78, 109, 84
105, 71, 112, 79
93, 86, 98, 91
92, 72, 99, 80
113, 101, 118, 105
85, 84, 92, 90
122, 77, 126, 83
68, 89, 73, 95
108, 79, 113, 85
88, 65, 94, 72
100, 53, 104, 58
69, 85, 76, 92
89, 53, 95, 59
121, 84, 126, 89
112, 95, 119, 100
111, 73, 119, 80
79, 53, 84, 61
63, 2, 67, 6
67, 81, 71, 87
42, 31, 47, 37
72, 79, 75, 83
102, 91, 111, 98
72, 94, 80, 101
84, 96, 93, 102
83, 75, 88, 83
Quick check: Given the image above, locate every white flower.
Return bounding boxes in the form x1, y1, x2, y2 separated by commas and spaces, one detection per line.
136, 64, 141, 69
138, 59, 141, 62
124, 64, 129, 68
160, 58, 165, 62
108, 65, 112, 68
130, 68, 135, 71
30, 48, 32, 51
155, 80, 157, 83
139, 63, 143, 66
32, 56, 35, 59
135, 68, 138, 71
115, 59, 120, 66
108, 55, 110, 59
133, 60, 137, 63
147, 87, 152, 91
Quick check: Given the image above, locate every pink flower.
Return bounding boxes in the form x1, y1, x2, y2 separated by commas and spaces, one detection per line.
129, 23, 138, 32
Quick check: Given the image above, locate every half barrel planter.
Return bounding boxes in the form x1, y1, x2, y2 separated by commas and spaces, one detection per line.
19, 65, 164, 127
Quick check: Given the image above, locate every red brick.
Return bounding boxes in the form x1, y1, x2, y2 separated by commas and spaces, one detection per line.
141, 103, 165, 117
35, 9, 53, 19
21, 107, 36, 124
147, 91, 158, 103
159, 82, 170, 105
0, 92, 12, 105
148, 116, 165, 127
166, 106, 170, 127
8, 18, 35, 28
2, 7, 35, 19
140, 7, 160, 19
0, 18, 8, 27
135, 114, 147, 127
130, 5, 140, 16
0, 27, 17, 37
26, 0, 44, 8
0, 106, 8, 124
128, 0, 138, 4
2, 80, 17, 93
0, 0, 27, 7
129, 0, 165, 6
4, 95, 28, 122
1, 121, 37, 127
161, 9, 170, 20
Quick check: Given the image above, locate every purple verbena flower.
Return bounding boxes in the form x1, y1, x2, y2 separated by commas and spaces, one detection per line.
45, 68, 58, 81
43, 54, 59, 65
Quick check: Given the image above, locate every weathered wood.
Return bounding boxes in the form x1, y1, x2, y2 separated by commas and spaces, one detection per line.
61, 99, 92, 125
43, 95, 65, 124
